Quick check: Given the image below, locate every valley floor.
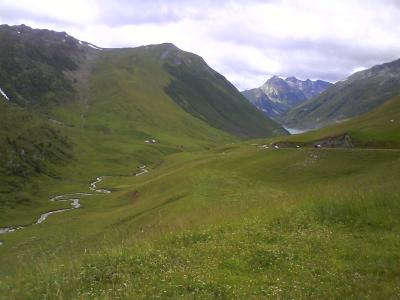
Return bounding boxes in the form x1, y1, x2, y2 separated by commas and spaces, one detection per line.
1, 143, 400, 299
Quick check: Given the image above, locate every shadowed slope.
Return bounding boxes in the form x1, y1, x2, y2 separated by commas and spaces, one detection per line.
284, 58, 400, 129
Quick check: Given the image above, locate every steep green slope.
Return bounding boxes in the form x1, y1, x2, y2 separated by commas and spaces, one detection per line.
71, 45, 236, 147
160, 45, 287, 138
0, 101, 73, 206
0, 24, 88, 109
273, 95, 400, 148
284, 58, 400, 129
0, 25, 285, 141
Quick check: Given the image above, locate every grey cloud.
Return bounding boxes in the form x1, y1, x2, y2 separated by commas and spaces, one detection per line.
97, 1, 186, 26
0, 0, 399, 89
0, 5, 71, 26
95, 0, 274, 26
95, 0, 257, 26
211, 28, 400, 84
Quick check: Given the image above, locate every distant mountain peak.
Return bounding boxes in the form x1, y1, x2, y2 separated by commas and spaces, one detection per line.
160, 42, 179, 49
242, 75, 332, 120
267, 75, 283, 83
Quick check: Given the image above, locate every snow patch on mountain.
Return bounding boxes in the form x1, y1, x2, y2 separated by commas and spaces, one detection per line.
0, 87, 10, 101
87, 43, 103, 50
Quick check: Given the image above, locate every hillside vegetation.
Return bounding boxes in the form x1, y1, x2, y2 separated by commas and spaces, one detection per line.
0, 101, 72, 206
1, 143, 399, 299
284, 58, 400, 129
273, 95, 400, 148
0, 25, 285, 220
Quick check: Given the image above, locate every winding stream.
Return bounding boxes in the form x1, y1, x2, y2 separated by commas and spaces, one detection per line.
0, 165, 149, 246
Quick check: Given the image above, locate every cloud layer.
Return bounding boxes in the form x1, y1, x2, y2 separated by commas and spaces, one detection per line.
1, 0, 400, 90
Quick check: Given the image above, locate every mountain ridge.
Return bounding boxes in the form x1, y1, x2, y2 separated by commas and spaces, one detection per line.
0, 24, 286, 139
283, 57, 400, 129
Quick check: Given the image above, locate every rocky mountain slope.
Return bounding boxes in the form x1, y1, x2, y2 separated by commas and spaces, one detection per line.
242, 76, 331, 119
283, 58, 400, 129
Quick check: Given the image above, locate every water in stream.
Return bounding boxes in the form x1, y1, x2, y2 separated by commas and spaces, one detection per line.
0, 166, 149, 246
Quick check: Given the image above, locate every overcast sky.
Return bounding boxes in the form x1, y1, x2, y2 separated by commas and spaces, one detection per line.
1, 0, 400, 90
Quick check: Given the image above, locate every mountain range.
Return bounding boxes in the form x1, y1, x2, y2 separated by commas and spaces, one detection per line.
242, 76, 332, 119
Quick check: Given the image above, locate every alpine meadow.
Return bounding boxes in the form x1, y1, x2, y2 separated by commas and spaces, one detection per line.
0, 2, 400, 299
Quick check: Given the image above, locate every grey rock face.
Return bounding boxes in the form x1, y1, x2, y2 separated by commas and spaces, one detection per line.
242, 76, 332, 120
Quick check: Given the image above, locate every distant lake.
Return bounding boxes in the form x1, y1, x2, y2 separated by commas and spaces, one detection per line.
283, 127, 310, 135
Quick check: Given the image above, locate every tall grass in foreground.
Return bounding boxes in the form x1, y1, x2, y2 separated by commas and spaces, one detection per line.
3, 189, 400, 299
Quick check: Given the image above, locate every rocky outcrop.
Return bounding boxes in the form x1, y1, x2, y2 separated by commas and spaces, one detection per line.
313, 134, 354, 148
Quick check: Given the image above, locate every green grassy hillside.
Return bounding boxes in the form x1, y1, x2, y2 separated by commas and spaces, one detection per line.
1, 143, 399, 299
283, 58, 400, 129
0, 25, 286, 221
161, 44, 286, 138
72, 45, 236, 147
66, 43, 286, 141
273, 95, 400, 148
0, 24, 87, 108
0, 25, 285, 141
0, 101, 72, 204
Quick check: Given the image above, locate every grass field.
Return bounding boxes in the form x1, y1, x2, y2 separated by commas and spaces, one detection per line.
1, 141, 399, 299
